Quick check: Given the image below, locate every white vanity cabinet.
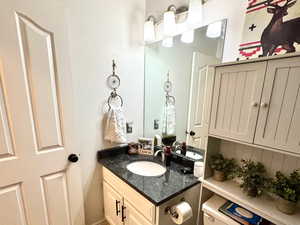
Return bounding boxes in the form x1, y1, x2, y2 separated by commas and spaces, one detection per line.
103, 167, 155, 225
123, 200, 153, 225
103, 182, 123, 225
209, 54, 300, 155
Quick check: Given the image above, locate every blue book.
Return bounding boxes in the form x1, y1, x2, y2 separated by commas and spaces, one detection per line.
219, 201, 264, 225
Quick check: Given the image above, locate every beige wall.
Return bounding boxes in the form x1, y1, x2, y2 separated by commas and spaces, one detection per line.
146, 0, 248, 62
66, 0, 145, 224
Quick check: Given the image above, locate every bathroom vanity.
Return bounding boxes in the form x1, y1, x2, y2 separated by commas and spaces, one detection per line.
98, 146, 202, 225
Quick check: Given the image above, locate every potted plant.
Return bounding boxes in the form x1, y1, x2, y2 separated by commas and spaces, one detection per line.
270, 170, 300, 215
237, 159, 270, 197
210, 153, 237, 182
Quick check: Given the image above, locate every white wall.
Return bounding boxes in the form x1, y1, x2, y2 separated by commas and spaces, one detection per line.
146, 0, 248, 62
66, 0, 145, 224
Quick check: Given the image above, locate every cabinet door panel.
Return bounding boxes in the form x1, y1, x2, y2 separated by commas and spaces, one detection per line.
123, 200, 152, 225
255, 57, 300, 154
209, 62, 266, 143
103, 182, 123, 225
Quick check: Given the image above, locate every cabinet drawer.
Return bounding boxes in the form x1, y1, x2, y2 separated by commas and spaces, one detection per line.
103, 167, 156, 223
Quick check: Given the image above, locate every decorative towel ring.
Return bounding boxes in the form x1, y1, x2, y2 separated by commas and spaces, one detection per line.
107, 91, 123, 110
164, 72, 176, 105
166, 94, 176, 105
106, 60, 124, 110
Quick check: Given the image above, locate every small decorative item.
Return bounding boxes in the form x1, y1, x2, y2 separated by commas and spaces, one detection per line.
237, 160, 270, 197
138, 138, 154, 155
128, 142, 139, 155
270, 170, 300, 214
106, 60, 123, 111
238, 0, 300, 60
210, 153, 237, 182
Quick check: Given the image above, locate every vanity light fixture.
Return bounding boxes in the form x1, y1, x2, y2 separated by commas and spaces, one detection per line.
144, 16, 156, 42
181, 29, 194, 43
162, 37, 173, 48
206, 21, 222, 38
163, 5, 177, 36
187, 0, 203, 25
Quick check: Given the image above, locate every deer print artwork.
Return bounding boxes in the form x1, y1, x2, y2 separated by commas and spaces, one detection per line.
239, 0, 300, 60
261, 0, 300, 56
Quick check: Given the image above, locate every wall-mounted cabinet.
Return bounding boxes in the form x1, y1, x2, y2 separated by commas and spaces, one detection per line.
209, 55, 300, 156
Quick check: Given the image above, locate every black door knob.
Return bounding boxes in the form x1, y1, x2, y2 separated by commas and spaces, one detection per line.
68, 154, 79, 163
190, 131, 196, 136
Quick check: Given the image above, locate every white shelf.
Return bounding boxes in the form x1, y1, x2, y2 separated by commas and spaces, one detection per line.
202, 178, 300, 225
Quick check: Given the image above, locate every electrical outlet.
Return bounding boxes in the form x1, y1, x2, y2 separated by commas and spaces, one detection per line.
126, 122, 133, 134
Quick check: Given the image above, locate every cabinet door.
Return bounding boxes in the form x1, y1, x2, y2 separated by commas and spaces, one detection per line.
123, 200, 152, 225
255, 57, 300, 154
103, 181, 123, 225
209, 62, 266, 143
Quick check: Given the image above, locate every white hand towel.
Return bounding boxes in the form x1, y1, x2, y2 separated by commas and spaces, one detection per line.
104, 107, 127, 144
162, 102, 176, 136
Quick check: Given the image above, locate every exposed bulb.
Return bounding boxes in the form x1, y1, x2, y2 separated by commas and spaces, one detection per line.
163, 10, 176, 36
144, 19, 155, 42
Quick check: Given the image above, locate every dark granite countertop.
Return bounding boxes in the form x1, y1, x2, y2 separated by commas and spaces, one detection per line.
97, 145, 202, 206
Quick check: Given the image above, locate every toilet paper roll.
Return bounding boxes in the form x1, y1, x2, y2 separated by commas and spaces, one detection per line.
170, 201, 193, 224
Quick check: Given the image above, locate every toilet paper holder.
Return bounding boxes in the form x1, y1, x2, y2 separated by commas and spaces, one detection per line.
165, 198, 185, 219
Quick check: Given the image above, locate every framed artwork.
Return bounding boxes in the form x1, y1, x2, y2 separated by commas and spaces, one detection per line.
239, 0, 300, 60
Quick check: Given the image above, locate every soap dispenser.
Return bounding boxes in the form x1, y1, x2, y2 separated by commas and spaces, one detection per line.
164, 146, 172, 167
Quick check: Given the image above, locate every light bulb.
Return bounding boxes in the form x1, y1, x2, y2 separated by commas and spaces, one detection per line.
188, 0, 203, 25
163, 10, 176, 36
206, 21, 222, 38
181, 29, 194, 43
162, 37, 173, 48
144, 19, 155, 42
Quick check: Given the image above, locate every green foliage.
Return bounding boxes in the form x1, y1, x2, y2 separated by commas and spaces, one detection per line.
237, 159, 271, 197
270, 170, 300, 203
210, 153, 238, 179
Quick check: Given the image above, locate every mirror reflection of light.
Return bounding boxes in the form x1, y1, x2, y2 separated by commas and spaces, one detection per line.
206, 21, 222, 38
181, 29, 194, 43
162, 37, 173, 48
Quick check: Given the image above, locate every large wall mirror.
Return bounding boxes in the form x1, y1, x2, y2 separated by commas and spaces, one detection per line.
144, 19, 227, 150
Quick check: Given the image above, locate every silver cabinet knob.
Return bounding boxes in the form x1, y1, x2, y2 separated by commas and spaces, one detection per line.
261, 102, 269, 108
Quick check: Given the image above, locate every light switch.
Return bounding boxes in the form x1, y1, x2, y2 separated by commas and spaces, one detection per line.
154, 119, 159, 130
126, 122, 133, 134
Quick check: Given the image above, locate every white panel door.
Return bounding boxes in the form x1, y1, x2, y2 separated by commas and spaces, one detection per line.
186, 52, 209, 149
255, 57, 300, 154
103, 182, 123, 225
209, 62, 267, 143
123, 200, 152, 225
0, 1, 85, 225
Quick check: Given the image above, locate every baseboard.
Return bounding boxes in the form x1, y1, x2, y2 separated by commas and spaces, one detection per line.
90, 219, 107, 225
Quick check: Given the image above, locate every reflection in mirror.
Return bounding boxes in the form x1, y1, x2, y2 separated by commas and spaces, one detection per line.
144, 19, 227, 150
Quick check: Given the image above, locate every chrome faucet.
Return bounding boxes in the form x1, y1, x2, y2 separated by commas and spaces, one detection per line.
154, 149, 165, 163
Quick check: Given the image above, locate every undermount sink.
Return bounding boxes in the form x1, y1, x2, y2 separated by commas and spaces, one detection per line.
126, 161, 167, 177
